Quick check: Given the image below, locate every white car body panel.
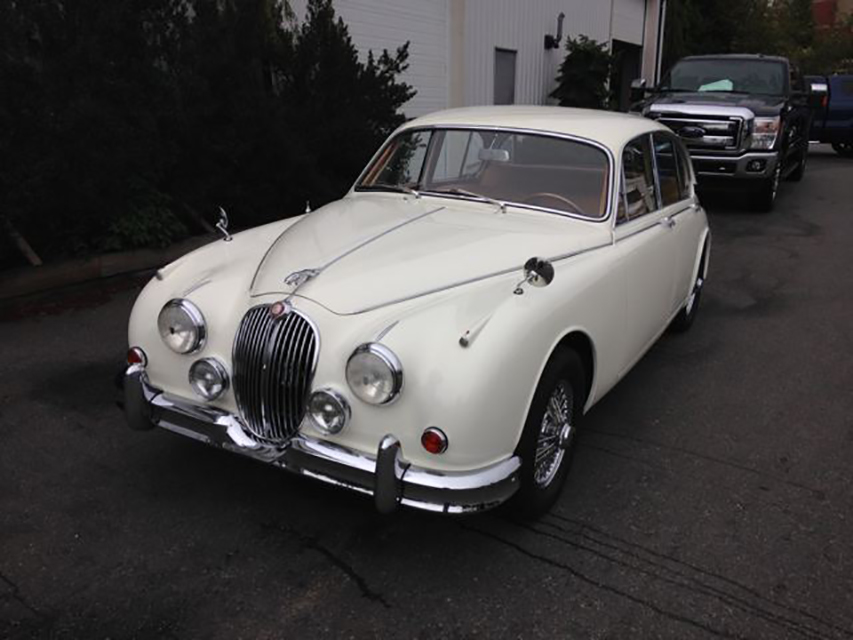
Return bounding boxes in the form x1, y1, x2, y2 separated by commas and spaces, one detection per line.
127, 106, 710, 479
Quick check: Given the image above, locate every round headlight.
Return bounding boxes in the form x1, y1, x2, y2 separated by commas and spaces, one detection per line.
188, 358, 229, 400
308, 388, 351, 435
345, 343, 403, 405
158, 299, 206, 354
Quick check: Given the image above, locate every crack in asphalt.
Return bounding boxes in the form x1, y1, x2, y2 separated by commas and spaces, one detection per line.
262, 522, 391, 609
458, 522, 746, 640
510, 517, 845, 640
546, 512, 853, 639
0, 569, 42, 618
583, 428, 827, 498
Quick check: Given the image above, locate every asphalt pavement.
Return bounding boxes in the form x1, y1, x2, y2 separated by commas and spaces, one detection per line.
2, 145, 852, 639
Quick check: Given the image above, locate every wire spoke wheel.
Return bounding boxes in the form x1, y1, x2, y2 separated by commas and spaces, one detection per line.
533, 381, 574, 488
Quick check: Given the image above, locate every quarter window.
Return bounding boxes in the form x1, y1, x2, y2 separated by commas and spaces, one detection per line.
619, 135, 657, 221
653, 133, 682, 207
675, 139, 693, 200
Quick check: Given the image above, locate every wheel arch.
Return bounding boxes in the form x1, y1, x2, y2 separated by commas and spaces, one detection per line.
550, 329, 597, 414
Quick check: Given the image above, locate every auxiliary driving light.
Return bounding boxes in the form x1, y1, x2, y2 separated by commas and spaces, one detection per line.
188, 358, 229, 400
421, 427, 448, 455
308, 388, 351, 435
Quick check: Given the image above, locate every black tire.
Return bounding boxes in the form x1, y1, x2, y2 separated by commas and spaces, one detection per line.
751, 157, 782, 212
787, 145, 808, 182
508, 348, 586, 519
670, 261, 705, 333
832, 142, 853, 158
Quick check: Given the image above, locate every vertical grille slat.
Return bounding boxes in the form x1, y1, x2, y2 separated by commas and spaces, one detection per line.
232, 305, 318, 445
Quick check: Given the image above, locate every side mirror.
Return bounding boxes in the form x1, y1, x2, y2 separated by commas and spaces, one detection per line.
524, 257, 555, 288
808, 82, 828, 109
630, 78, 648, 104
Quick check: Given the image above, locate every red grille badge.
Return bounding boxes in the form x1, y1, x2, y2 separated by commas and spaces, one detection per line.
270, 300, 292, 318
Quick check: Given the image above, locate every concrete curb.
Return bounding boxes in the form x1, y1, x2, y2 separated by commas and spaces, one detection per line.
0, 234, 215, 301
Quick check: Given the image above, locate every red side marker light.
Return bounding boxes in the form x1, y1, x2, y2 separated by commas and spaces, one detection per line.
421, 427, 448, 455
127, 347, 147, 366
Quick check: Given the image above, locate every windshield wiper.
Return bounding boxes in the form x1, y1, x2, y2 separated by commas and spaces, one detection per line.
356, 183, 421, 198
421, 187, 507, 214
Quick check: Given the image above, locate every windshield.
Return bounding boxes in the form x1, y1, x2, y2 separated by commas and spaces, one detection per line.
357, 128, 611, 219
662, 59, 787, 96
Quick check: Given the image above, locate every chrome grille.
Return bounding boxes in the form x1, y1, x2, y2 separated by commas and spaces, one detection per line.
657, 115, 744, 152
232, 305, 318, 444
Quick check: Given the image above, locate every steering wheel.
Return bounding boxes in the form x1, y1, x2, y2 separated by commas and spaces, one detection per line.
522, 192, 583, 214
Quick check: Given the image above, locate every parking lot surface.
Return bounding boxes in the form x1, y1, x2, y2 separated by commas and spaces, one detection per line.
2, 146, 852, 639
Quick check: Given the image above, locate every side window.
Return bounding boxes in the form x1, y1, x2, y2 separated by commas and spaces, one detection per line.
675, 139, 693, 200
653, 133, 682, 207
620, 135, 657, 221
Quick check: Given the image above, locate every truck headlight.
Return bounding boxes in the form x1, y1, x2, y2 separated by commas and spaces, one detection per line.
158, 299, 206, 354
750, 117, 780, 150
346, 343, 403, 405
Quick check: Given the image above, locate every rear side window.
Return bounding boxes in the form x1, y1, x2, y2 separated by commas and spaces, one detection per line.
653, 133, 682, 207
619, 135, 657, 221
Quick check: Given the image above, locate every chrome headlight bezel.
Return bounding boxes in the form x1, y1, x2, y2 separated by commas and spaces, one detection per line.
345, 343, 404, 405
158, 298, 206, 354
750, 116, 781, 151
307, 387, 352, 435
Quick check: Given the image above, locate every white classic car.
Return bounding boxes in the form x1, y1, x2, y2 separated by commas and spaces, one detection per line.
124, 106, 710, 516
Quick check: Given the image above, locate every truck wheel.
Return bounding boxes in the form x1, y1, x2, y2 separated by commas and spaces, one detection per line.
832, 142, 853, 158
787, 146, 807, 182
751, 159, 782, 212
508, 349, 585, 519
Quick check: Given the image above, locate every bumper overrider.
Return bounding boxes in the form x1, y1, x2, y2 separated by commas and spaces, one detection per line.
123, 367, 520, 514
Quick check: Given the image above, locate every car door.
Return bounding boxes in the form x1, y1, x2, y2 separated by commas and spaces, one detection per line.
613, 133, 681, 376
653, 132, 703, 309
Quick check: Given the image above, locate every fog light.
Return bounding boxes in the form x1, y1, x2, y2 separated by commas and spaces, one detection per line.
421, 427, 448, 455
746, 159, 766, 173
127, 347, 147, 367
308, 388, 351, 435
188, 358, 229, 400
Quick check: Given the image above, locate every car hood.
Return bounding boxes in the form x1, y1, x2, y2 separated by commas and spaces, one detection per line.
648, 92, 785, 117
250, 194, 611, 315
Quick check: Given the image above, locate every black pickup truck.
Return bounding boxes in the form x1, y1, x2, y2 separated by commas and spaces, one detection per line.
632, 54, 825, 211
806, 74, 853, 157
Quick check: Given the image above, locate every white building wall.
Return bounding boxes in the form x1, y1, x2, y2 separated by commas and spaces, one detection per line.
612, 0, 646, 45
289, 0, 449, 117
289, 0, 659, 116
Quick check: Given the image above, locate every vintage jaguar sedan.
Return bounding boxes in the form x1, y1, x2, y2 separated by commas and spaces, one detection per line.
124, 106, 710, 516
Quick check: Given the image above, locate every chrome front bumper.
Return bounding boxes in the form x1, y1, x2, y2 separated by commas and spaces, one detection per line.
124, 368, 520, 514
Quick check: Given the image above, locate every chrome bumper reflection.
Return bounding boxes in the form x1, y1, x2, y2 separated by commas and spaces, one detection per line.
124, 368, 520, 514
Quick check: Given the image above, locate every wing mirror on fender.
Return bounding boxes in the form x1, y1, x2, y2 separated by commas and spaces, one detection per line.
524, 257, 555, 288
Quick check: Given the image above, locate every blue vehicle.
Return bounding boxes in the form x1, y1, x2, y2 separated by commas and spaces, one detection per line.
808, 74, 853, 157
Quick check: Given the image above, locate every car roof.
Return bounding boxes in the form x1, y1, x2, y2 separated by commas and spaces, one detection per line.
400, 106, 667, 153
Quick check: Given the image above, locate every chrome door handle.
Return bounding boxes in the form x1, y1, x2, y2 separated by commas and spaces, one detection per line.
660, 217, 676, 229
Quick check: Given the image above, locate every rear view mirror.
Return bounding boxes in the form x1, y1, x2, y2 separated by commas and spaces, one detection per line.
630, 78, 647, 103
478, 148, 510, 163
808, 82, 828, 109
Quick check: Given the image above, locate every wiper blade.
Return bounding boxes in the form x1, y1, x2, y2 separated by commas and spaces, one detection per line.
356, 183, 421, 198
421, 187, 507, 213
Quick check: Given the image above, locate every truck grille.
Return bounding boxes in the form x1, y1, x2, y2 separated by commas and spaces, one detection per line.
232, 304, 318, 445
656, 115, 744, 152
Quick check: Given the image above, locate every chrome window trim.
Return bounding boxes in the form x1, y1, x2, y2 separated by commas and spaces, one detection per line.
352, 124, 617, 225
649, 133, 663, 211
346, 342, 404, 405
159, 298, 207, 354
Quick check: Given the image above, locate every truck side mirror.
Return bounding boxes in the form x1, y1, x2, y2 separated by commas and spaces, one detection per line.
808, 82, 828, 109
630, 78, 648, 104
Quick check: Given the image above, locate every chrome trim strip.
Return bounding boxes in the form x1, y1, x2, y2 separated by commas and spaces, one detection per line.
353, 124, 617, 225
344, 241, 612, 315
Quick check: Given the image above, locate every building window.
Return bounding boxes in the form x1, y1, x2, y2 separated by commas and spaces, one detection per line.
494, 48, 517, 105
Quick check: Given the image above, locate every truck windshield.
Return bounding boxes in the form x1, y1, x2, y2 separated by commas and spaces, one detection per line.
357, 128, 610, 219
662, 59, 787, 96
